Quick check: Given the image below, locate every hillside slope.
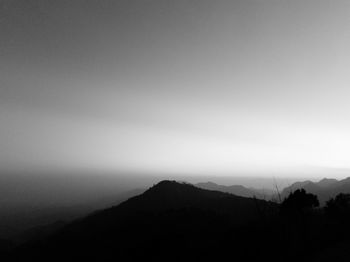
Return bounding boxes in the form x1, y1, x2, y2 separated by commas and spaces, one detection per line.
15, 181, 278, 261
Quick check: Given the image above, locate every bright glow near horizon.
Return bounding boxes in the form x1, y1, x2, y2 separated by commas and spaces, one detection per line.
1, 0, 350, 177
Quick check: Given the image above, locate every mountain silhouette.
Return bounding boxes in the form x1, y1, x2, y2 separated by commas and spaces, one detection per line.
10, 180, 350, 261
0, 188, 145, 242
280, 177, 350, 205
195, 181, 273, 199
317, 178, 338, 188
14, 180, 278, 262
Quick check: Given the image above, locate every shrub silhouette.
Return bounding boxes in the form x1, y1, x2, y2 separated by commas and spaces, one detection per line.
280, 189, 319, 214
325, 193, 350, 219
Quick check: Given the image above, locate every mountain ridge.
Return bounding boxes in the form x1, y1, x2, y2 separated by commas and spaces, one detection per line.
280, 177, 350, 204
15, 180, 278, 261
195, 181, 274, 199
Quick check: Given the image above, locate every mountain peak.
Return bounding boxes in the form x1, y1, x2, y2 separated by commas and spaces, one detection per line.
146, 180, 196, 194
115, 180, 277, 215
196, 181, 218, 187
141, 180, 227, 202
317, 178, 338, 188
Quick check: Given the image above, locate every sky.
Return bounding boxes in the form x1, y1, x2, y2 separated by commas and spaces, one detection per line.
1, 0, 350, 178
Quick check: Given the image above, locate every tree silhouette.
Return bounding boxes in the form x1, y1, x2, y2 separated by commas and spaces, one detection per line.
280, 189, 319, 215
325, 193, 350, 219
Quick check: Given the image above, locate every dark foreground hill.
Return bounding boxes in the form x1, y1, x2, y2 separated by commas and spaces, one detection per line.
11, 181, 278, 262
11, 180, 350, 262
6, 180, 350, 262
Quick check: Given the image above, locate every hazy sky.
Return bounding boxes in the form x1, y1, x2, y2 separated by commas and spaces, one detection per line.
2, 0, 350, 177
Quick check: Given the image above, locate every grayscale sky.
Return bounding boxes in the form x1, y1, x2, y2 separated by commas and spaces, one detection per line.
1, 0, 350, 177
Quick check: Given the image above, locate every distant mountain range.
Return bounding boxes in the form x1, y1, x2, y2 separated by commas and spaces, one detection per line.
195, 178, 350, 205
195, 181, 274, 199
280, 177, 350, 204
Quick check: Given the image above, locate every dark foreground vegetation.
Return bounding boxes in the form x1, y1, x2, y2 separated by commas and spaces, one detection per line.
2, 181, 350, 262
